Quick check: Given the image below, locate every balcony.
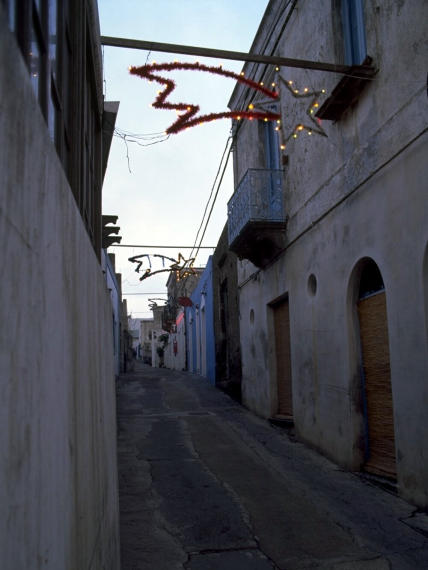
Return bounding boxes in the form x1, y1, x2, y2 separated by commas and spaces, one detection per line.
227, 169, 286, 268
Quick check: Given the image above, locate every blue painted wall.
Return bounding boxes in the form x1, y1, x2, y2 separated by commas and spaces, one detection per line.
185, 257, 215, 385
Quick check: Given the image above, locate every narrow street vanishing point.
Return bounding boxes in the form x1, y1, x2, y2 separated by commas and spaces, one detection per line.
117, 363, 428, 570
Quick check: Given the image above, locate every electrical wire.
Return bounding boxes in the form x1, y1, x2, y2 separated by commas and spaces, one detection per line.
189, 135, 233, 260
111, 244, 215, 249
192, 136, 233, 260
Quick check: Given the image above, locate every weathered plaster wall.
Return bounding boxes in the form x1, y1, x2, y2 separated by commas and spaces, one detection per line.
0, 18, 120, 570
102, 251, 121, 377
230, 0, 428, 507
212, 225, 242, 398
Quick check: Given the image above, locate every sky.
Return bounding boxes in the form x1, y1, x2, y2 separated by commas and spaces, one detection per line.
99, 0, 269, 319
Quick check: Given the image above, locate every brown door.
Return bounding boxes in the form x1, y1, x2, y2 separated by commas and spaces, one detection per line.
273, 298, 293, 417
358, 291, 396, 478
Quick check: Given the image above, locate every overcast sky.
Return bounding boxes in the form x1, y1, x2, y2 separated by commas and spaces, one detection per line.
99, 0, 268, 319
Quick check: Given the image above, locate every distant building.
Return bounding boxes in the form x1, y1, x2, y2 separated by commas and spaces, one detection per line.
102, 252, 122, 377
186, 257, 216, 384
140, 318, 155, 364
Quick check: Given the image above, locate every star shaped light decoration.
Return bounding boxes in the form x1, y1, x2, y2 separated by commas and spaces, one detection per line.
274, 72, 328, 150
170, 253, 196, 281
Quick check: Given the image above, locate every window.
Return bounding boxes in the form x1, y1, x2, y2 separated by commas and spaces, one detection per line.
341, 0, 367, 65
263, 120, 280, 170
316, 0, 372, 120
7, 0, 105, 256
260, 102, 280, 170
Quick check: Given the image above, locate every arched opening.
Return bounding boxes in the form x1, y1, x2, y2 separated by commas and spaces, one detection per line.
356, 259, 396, 479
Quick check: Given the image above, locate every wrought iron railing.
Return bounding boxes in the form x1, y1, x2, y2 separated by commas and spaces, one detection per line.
227, 169, 285, 245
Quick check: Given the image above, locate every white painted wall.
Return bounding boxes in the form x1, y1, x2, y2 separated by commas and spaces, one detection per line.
230, 0, 428, 508
102, 251, 121, 376
0, 16, 120, 570
163, 310, 187, 371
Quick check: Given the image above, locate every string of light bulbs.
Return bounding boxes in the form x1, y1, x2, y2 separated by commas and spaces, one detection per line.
129, 61, 280, 134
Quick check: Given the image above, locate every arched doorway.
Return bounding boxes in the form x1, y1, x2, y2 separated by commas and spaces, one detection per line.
357, 259, 396, 478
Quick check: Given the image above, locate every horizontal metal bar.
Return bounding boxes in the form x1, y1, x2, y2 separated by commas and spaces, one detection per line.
100, 36, 375, 76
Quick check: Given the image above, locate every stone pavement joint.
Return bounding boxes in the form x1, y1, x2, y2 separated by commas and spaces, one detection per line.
117, 363, 428, 570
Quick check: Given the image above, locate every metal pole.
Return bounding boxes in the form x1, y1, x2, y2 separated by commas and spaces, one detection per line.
100, 36, 376, 77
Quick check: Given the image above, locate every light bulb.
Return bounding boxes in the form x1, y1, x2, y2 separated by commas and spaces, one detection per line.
275, 67, 280, 71
280, 144, 286, 150
272, 82, 276, 87
260, 82, 264, 86
288, 80, 293, 85
297, 124, 304, 131
248, 103, 254, 110
304, 87, 309, 92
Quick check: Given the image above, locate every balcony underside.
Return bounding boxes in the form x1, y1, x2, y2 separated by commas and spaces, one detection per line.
229, 220, 286, 268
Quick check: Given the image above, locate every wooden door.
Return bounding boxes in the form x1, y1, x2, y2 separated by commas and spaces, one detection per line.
273, 298, 293, 417
358, 291, 396, 478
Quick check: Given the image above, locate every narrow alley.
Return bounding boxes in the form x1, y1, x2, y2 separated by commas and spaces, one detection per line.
117, 364, 428, 570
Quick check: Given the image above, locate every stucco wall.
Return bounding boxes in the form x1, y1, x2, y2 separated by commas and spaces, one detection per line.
186, 258, 216, 384
163, 311, 187, 371
212, 224, 242, 397
231, 0, 428, 507
0, 17, 120, 570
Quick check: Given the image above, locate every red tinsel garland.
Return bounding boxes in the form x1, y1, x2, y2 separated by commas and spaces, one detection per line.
129, 61, 280, 134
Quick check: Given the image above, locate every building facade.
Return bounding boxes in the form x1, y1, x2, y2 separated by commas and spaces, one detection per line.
102, 252, 122, 377
0, 1, 120, 568
186, 257, 216, 384
213, 224, 242, 400
228, 0, 428, 507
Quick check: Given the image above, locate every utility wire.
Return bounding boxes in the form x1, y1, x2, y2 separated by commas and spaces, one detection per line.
193, 137, 233, 260
189, 135, 233, 260
110, 244, 215, 249
123, 292, 167, 295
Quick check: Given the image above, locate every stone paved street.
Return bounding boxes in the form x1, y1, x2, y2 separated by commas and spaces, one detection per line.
117, 363, 428, 570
